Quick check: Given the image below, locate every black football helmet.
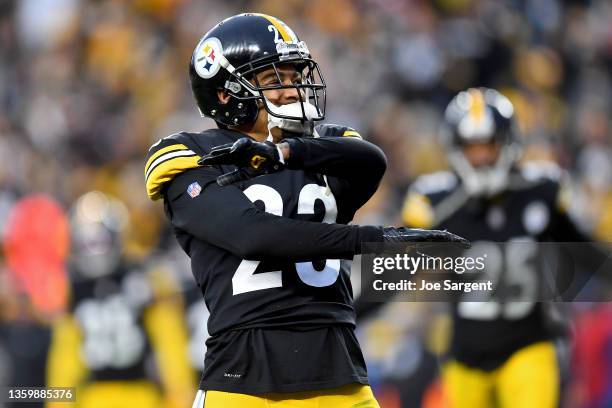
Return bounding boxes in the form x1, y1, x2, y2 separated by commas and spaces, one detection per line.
70, 191, 129, 279
189, 13, 326, 128
441, 88, 521, 196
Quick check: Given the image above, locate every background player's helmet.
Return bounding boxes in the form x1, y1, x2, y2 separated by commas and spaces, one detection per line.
189, 13, 326, 128
70, 191, 129, 279
441, 88, 521, 196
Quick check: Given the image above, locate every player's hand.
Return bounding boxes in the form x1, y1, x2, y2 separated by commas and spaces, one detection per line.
198, 138, 285, 186
382, 227, 470, 247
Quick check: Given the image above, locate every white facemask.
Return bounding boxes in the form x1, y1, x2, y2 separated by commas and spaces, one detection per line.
449, 145, 520, 197
266, 100, 320, 138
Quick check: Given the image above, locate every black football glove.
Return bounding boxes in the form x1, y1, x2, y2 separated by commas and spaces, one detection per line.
198, 138, 284, 186
382, 227, 470, 247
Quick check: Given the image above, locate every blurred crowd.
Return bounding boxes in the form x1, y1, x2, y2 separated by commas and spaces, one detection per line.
0, 0, 611, 407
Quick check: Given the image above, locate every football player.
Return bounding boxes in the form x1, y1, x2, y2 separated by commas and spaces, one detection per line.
144, 13, 468, 408
46, 192, 195, 408
401, 88, 601, 407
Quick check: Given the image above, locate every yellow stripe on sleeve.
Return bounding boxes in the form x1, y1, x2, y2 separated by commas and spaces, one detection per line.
146, 156, 200, 201
145, 144, 190, 177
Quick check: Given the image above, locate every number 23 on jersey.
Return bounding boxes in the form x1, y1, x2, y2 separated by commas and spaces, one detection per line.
232, 183, 341, 295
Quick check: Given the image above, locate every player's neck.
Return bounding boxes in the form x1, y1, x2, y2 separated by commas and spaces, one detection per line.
228, 112, 269, 142
228, 125, 268, 142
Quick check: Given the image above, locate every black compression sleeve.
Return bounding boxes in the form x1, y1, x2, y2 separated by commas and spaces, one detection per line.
165, 167, 382, 261
283, 137, 387, 220
284, 137, 387, 178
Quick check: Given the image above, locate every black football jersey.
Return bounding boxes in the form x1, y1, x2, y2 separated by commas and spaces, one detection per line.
183, 284, 208, 375
145, 125, 381, 393
69, 267, 154, 381
402, 163, 586, 370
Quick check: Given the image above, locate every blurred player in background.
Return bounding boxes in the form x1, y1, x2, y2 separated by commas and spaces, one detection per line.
46, 191, 195, 408
148, 241, 210, 382
145, 13, 467, 408
401, 87, 604, 408
1, 195, 70, 408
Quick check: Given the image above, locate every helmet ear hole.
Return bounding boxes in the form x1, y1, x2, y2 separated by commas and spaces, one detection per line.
217, 90, 231, 105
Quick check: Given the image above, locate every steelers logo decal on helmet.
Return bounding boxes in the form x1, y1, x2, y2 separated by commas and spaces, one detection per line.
194, 37, 223, 79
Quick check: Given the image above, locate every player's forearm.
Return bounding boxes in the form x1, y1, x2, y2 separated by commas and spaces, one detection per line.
229, 211, 383, 260
168, 178, 383, 260
281, 137, 386, 218
281, 137, 387, 182
187, 211, 384, 261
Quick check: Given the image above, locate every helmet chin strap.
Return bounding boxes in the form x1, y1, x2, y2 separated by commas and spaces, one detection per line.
450, 146, 519, 197
265, 99, 319, 140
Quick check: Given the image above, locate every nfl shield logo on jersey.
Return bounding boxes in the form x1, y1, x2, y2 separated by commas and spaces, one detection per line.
187, 182, 202, 198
